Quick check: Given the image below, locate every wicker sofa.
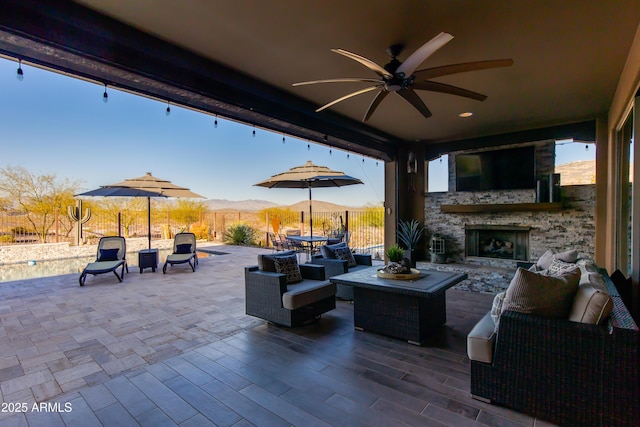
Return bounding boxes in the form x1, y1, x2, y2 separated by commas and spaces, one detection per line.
310, 243, 372, 300
467, 259, 639, 426
244, 251, 336, 327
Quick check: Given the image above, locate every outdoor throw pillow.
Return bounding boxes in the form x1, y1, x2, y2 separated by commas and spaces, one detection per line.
258, 251, 297, 272
176, 244, 192, 254
536, 249, 555, 270
491, 291, 506, 327
321, 242, 347, 259
547, 258, 579, 276
333, 246, 357, 267
555, 249, 579, 263
501, 267, 580, 319
98, 248, 119, 261
273, 254, 303, 284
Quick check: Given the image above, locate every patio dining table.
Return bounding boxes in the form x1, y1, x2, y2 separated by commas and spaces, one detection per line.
286, 235, 329, 260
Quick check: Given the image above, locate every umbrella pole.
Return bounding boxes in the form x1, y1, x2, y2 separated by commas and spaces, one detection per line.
308, 185, 312, 237
147, 196, 151, 249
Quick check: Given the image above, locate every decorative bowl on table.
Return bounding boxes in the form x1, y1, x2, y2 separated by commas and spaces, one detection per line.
376, 261, 421, 280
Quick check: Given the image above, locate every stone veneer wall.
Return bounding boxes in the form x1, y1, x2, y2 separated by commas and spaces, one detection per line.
425, 184, 596, 267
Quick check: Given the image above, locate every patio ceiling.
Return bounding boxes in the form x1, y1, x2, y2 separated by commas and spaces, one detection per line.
1, 1, 640, 160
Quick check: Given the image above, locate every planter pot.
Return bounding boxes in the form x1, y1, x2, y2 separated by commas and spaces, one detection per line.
406, 250, 419, 268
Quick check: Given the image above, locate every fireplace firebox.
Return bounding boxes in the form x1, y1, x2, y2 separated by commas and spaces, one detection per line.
465, 225, 531, 261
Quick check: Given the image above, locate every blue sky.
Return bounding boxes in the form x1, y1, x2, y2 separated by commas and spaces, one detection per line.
0, 57, 384, 207
0, 57, 593, 203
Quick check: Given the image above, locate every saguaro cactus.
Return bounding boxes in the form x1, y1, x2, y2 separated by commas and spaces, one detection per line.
68, 200, 91, 246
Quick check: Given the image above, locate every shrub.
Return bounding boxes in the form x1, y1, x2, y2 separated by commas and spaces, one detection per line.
189, 222, 210, 240
223, 222, 258, 246
0, 234, 15, 243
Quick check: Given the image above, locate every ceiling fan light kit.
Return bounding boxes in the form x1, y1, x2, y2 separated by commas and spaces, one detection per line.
294, 32, 513, 121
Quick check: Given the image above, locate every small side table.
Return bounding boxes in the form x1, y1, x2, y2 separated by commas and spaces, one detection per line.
138, 249, 158, 273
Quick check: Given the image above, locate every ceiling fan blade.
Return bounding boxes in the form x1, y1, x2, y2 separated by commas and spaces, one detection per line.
398, 88, 432, 118
293, 78, 382, 86
413, 81, 487, 101
396, 32, 453, 76
363, 90, 389, 122
413, 59, 514, 80
331, 49, 392, 78
316, 86, 381, 112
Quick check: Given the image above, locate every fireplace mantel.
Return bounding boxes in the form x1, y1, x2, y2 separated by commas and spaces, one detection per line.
440, 202, 562, 213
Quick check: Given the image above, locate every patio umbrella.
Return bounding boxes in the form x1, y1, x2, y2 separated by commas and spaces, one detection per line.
255, 161, 363, 236
77, 172, 204, 249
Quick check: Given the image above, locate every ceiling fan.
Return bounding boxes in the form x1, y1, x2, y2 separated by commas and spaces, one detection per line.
293, 32, 513, 121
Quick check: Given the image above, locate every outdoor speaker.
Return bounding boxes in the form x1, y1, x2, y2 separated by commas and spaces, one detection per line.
549, 173, 561, 202
536, 175, 549, 203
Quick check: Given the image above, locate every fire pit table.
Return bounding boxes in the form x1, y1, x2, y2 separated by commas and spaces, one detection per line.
330, 266, 467, 345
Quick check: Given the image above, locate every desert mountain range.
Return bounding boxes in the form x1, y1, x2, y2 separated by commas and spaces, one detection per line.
204, 198, 368, 212
555, 159, 636, 185
203, 161, 607, 211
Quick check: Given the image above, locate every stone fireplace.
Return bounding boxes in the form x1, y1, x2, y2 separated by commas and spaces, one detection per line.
424, 140, 596, 270
465, 225, 530, 261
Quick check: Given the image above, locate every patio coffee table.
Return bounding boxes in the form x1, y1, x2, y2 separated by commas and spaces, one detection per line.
330, 266, 467, 345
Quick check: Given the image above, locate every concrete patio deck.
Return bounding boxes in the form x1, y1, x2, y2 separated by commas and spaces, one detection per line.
0, 244, 551, 426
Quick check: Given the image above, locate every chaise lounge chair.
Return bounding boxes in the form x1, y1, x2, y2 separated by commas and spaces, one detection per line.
79, 236, 128, 286
163, 232, 198, 273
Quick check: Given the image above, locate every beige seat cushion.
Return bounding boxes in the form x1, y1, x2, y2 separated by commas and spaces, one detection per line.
282, 280, 336, 310
467, 312, 496, 363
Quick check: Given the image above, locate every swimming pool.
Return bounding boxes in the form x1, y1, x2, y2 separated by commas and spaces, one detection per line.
0, 249, 226, 282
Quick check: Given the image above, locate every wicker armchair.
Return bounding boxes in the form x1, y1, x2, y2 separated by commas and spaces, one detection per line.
470, 271, 639, 427
311, 251, 372, 300
244, 259, 336, 327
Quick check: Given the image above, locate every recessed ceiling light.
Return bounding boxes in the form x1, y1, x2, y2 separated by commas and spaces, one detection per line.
459, 112, 473, 118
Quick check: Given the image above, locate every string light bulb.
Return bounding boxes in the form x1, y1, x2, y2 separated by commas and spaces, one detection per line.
252, 126, 256, 137
282, 134, 286, 144
329, 147, 332, 156
102, 84, 109, 103
214, 115, 218, 128
347, 151, 350, 159
16, 59, 24, 81
307, 143, 311, 151
165, 101, 171, 116
585, 144, 589, 151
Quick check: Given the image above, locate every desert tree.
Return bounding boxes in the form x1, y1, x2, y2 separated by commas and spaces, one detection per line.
168, 199, 207, 233
91, 197, 147, 238
0, 166, 82, 242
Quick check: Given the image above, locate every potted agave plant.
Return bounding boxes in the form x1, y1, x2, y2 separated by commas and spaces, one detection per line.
397, 219, 425, 268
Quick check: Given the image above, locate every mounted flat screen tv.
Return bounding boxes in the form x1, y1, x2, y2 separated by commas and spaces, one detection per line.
455, 146, 536, 191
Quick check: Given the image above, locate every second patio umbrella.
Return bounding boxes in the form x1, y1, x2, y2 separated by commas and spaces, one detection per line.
255, 161, 363, 236
77, 172, 204, 249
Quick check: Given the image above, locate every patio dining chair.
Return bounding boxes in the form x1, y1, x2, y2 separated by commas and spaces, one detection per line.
162, 232, 198, 273
268, 232, 287, 252
79, 236, 128, 286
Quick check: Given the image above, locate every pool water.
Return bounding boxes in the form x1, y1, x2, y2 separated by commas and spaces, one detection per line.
0, 249, 221, 282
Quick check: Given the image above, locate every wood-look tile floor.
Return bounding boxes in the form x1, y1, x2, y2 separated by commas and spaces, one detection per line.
0, 245, 553, 426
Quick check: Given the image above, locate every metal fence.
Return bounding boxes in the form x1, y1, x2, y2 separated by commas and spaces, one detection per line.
0, 208, 385, 258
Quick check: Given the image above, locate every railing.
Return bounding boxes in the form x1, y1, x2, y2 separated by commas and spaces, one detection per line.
0, 208, 385, 259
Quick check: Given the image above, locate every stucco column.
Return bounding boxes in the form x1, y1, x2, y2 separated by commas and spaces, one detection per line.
384, 144, 427, 261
